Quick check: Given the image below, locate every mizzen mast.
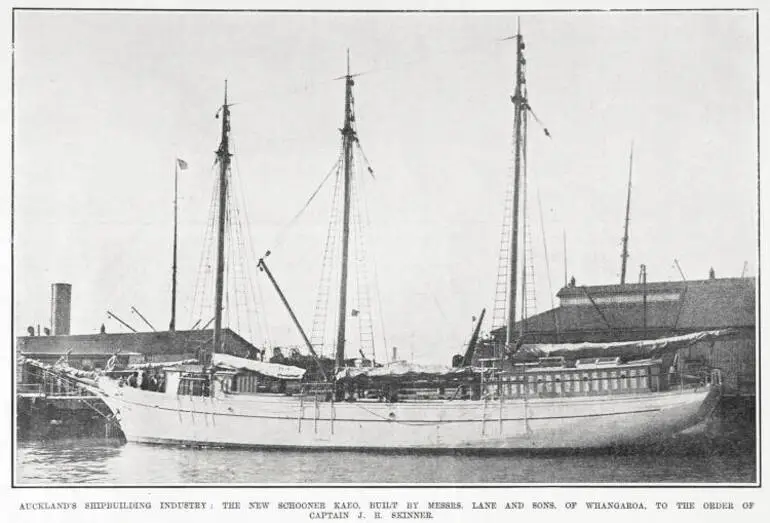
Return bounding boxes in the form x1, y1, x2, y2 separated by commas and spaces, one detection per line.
506, 28, 527, 347
620, 143, 634, 285
213, 81, 231, 356
335, 52, 356, 371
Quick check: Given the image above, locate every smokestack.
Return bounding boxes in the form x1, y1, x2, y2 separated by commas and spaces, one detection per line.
50, 283, 72, 336
392, 346, 398, 362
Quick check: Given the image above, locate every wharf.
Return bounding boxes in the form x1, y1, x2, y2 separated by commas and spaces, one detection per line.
16, 378, 122, 441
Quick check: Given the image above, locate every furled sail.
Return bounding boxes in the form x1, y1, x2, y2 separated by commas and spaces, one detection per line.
515, 329, 736, 361
127, 359, 199, 370
336, 361, 480, 381
21, 356, 100, 386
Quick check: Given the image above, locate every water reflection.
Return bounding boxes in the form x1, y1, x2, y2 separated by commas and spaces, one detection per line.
16, 433, 756, 485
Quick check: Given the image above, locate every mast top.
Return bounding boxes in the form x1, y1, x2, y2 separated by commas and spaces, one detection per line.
620, 141, 634, 285
217, 80, 231, 159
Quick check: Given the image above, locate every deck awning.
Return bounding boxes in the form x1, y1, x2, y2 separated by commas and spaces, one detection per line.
211, 353, 306, 380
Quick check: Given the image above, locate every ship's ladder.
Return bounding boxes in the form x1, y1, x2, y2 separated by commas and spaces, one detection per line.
491, 174, 515, 337
309, 156, 345, 357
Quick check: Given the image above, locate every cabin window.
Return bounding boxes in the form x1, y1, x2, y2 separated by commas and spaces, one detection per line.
177, 375, 209, 396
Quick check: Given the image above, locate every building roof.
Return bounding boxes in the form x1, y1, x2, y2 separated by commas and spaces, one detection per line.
517, 276, 755, 335
16, 328, 259, 357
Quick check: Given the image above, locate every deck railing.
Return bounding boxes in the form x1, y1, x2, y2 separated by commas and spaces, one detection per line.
16, 383, 43, 395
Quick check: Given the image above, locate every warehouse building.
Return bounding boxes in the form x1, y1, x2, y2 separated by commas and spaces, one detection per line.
487, 276, 756, 397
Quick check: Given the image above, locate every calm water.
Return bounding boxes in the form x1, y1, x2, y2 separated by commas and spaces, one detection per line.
16, 433, 756, 485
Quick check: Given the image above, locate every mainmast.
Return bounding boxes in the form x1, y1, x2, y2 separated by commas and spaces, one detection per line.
506, 28, 527, 347
213, 81, 231, 356
620, 143, 634, 285
335, 52, 356, 371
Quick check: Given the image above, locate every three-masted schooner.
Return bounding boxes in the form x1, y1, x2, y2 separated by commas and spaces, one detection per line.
49, 31, 728, 451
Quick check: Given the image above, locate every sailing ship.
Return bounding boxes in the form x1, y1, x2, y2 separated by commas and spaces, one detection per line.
42, 30, 729, 451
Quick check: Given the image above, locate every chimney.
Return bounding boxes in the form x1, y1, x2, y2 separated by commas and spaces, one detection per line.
392, 346, 398, 362
50, 283, 72, 335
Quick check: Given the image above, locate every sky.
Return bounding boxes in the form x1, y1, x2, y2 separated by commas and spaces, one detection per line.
13, 9, 757, 364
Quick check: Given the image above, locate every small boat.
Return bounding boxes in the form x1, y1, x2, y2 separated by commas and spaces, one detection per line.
52, 29, 727, 452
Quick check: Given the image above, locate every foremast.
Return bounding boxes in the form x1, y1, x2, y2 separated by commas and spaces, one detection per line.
213, 81, 231, 357
335, 52, 356, 371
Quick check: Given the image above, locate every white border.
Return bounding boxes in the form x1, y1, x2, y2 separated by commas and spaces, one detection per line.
1, 1, 765, 521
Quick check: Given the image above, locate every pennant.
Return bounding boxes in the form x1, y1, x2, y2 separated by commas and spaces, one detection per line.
176, 158, 189, 170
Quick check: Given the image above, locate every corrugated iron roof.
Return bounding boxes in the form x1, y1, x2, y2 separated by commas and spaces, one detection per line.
517, 277, 755, 334
16, 328, 259, 356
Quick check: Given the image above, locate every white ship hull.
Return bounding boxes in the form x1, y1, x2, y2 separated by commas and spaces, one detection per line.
96, 380, 720, 451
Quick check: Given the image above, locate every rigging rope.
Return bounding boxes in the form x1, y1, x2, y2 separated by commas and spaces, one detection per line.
216, 35, 518, 126
269, 156, 343, 252
353, 148, 387, 364
354, 140, 376, 178
310, 155, 345, 356
230, 137, 274, 349
352, 35, 518, 81
190, 160, 221, 329
350, 154, 378, 362
228, 139, 263, 347
536, 186, 556, 312
526, 105, 552, 139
